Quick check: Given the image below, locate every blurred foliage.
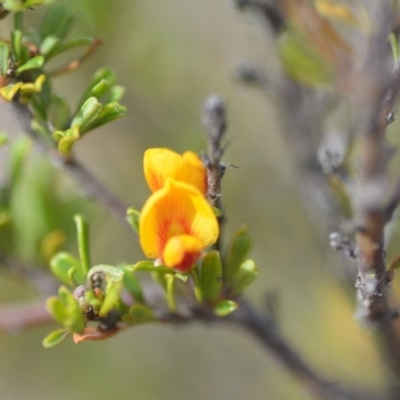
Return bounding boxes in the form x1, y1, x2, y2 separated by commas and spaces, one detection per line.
1, 0, 399, 399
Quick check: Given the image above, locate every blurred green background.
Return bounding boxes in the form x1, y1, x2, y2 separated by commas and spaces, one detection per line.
0, 1, 396, 399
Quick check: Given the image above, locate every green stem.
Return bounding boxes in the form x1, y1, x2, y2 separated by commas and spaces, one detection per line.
165, 274, 176, 313
74, 214, 91, 276
190, 268, 203, 303
14, 12, 23, 31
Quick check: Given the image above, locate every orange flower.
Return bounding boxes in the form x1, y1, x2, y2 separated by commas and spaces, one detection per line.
139, 179, 218, 272
144, 148, 207, 194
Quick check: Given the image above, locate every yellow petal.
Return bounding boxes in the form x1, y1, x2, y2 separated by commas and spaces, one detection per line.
144, 148, 207, 193
163, 235, 204, 271
139, 179, 218, 260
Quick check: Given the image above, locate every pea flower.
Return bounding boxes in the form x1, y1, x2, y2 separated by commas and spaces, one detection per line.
139, 178, 218, 272
144, 148, 207, 194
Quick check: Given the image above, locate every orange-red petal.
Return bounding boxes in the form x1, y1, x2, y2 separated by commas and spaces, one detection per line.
144, 148, 207, 193
163, 235, 204, 271
139, 179, 218, 264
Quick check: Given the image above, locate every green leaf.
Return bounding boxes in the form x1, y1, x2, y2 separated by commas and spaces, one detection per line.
46, 296, 66, 325
74, 215, 91, 276
76, 68, 116, 111
389, 33, 400, 64
99, 281, 123, 316
16, 56, 45, 73
120, 265, 144, 303
231, 260, 258, 295
71, 97, 102, 133
48, 90, 71, 130
6, 137, 31, 185
39, 5, 76, 42
279, 32, 333, 86
42, 329, 69, 348
200, 251, 222, 302
107, 85, 125, 103
125, 304, 155, 324
224, 226, 253, 283
83, 102, 127, 132
55, 126, 80, 156
212, 207, 222, 217
126, 207, 140, 234
57, 286, 85, 333
0, 82, 22, 101
10, 29, 22, 63
0, 132, 8, 147
13, 11, 23, 30
40, 35, 60, 56
0, 41, 10, 76
214, 300, 238, 317
50, 252, 84, 286
130, 260, 172, 274
45, 36, 95, 60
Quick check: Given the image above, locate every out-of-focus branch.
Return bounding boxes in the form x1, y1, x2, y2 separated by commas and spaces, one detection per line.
202, 94, 227, 251
347, 2, 400, 383
0, 300, 51, 334
0, 294, 381, 400
9, 101, 132, 230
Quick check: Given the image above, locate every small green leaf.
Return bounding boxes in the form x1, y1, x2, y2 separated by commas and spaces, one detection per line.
200, 251, 222, 302
0, 132, 8, 147
76, 68, 116, 111
0, 41, 10, 76
83, 102, 127, 132
130, 260, 172, 274
6, 137, 31, 185
39, 5, 76, 42
279, 32, 333, 86
389, 33, 400, 64
42, 329, 69, 348
231, 260, 258, 295
175, 272, 189, 282
125, 304, 155, 324
55, 126, 80, 156
50, 252, 84, 286
57, 286, 85, 333
48, 90, 71, 130
46, 296, 66, 325
126, 207, 140, 234
71, 97, 102, 133
74, 215, 91, 276
16, 56, 45, 73
40, 35, 60, 56
0, 82, 23, 101
10, 29, 22, 63
121, 265, 144, 303
224, 226, 253, 283
214, 300, 238, 317
99, 281, 123, 317
45, 36, 95, 60
107, 85, 125, 103
212, 207, 222, 217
